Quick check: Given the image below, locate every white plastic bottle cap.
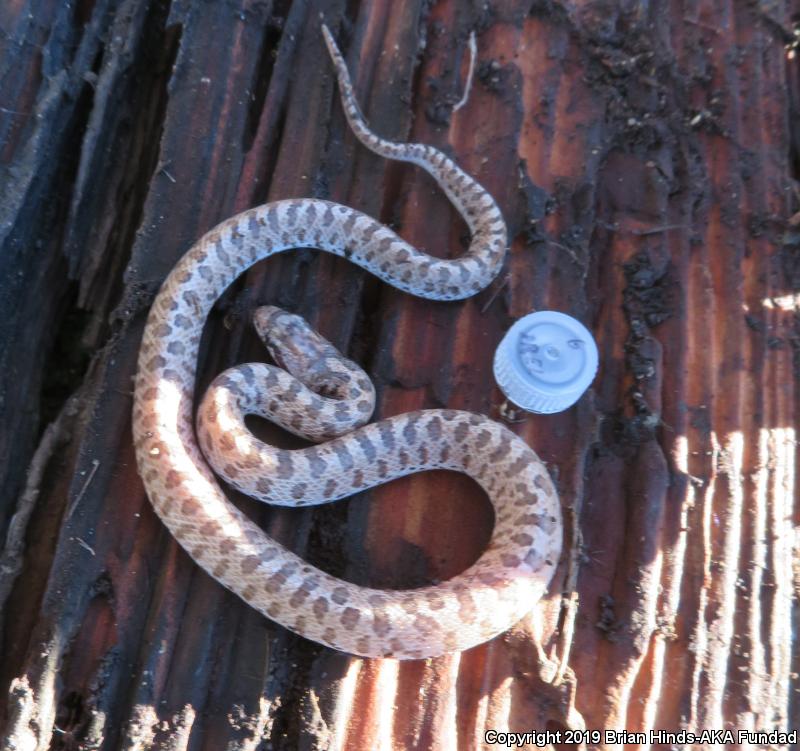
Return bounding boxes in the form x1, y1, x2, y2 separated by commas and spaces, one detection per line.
493, 311, 598, 414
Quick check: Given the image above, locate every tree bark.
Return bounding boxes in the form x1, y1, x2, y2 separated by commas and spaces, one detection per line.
1, 0, 797, 749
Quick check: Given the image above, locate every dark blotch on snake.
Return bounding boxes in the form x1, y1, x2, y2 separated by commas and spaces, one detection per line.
341, 607, 360, 628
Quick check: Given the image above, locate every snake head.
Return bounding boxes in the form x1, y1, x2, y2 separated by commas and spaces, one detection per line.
252, 306, 353, 398
253, 305, 329, 369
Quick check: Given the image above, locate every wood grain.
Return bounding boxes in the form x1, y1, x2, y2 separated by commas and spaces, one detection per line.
0, 0, 797, 748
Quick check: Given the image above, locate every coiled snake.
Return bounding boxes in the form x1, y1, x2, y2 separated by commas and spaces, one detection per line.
132, 25, 562, 659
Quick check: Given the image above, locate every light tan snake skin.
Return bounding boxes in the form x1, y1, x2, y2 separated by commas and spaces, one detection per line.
132, 24, 562, 659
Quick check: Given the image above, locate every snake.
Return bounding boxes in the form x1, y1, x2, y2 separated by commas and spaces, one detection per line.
132, 24, 562, 659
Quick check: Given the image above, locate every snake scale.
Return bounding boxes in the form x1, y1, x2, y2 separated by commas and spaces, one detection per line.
132, 24, 562, 659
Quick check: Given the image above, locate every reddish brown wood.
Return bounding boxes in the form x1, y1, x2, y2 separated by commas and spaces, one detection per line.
1, 0, 798, 748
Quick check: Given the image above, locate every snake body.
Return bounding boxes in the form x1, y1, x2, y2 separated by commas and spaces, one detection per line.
132, 25, 562, 659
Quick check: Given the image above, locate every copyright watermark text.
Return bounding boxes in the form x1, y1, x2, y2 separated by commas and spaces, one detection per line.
484, 729, 797, 746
